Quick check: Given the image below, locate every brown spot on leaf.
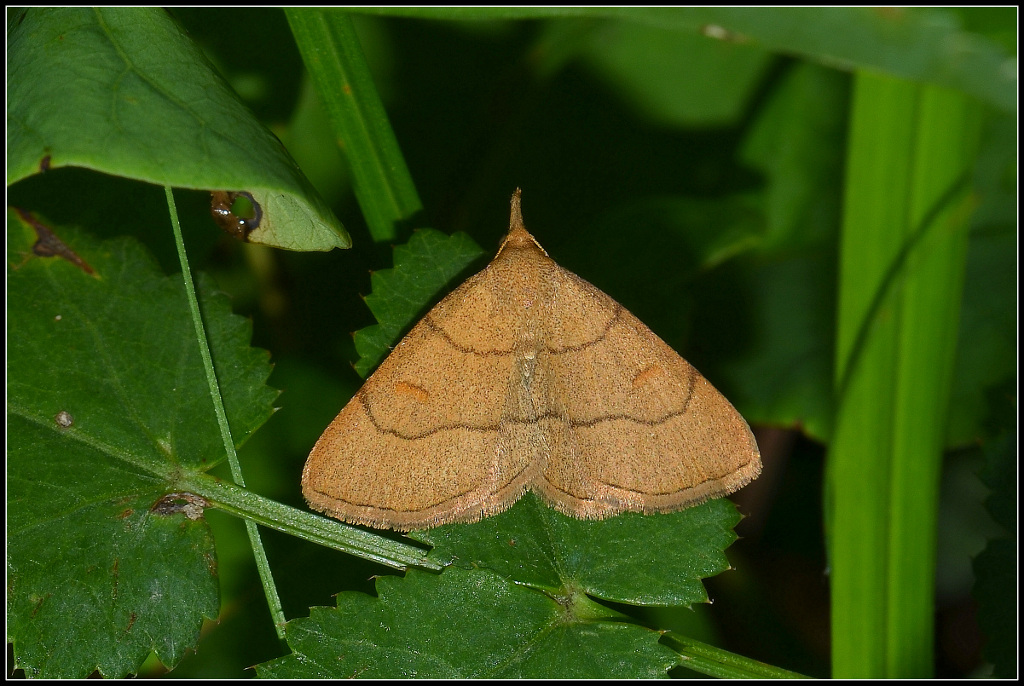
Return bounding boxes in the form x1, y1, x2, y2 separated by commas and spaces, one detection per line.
116, 508, 134, 520
39, 154, 51, 172
12, 207, 95, 275
54, 410, 74, 428
151, 492, 209, 521
30, 593, 50, 618
204, 550, 218, 577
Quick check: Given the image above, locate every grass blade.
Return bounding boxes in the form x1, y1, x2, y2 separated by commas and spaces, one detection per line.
285, 9, 423, 241
829, 72, 982, 677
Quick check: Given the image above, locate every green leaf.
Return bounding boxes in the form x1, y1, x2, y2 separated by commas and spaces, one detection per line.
6, 7, 349, 251
259, 494, 741, 678
739, 62, 848, 253
718, 252, 836, 442
973, 536, 1016, 678
352, 228, 484, 376
356, 7, 1016, 112
946, 204, 1016, 447
6, 210, 278, 677
416, 494, 742, 607
972, 424, 1015, 678
257, 566, 676, 678
577, 20, 772, 128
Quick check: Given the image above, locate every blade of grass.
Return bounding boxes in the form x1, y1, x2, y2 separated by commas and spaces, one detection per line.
285, 8, 423, 242
829, 74, 981, 677
164, 189, 442, 574
662, 632, 810, 678
164, 187, 287, 642
181, 473, 441, 572
883, 85, 982, 677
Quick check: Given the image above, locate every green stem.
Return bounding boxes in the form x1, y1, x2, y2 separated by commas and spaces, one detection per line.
164, 186, 287, 640
662, 631, 810, 678
179, 472, 441, 572
285, 8, 423, 242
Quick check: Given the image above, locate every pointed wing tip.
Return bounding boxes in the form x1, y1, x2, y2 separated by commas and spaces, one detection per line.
503, 187, 545, 252
510, 187, 524, 229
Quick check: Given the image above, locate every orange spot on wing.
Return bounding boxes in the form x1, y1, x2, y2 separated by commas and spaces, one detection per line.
632, 365, 662, 389
394, 381, 429, 403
